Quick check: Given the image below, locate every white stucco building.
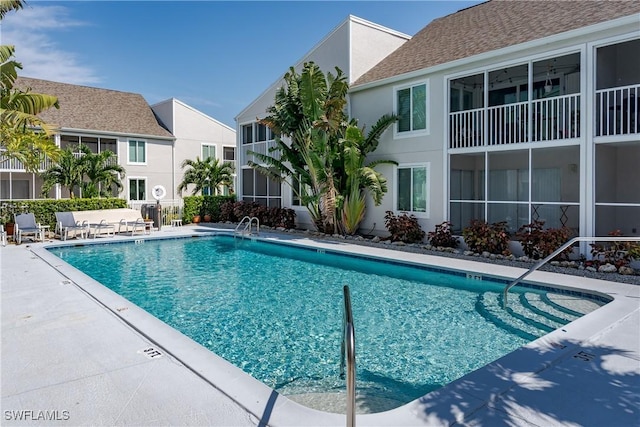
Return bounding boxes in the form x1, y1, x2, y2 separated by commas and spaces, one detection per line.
236, 1, 640, 239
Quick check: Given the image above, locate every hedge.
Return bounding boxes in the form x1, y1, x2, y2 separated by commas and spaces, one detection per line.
0, 198, 127, 229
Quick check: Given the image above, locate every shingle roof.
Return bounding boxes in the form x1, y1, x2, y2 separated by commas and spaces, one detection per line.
354, 0, 640, 86
14, 77, 174, 139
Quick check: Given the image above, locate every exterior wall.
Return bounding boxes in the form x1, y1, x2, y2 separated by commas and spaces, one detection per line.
152, 99, 236, 198
235, 16, 410, 230
350, 14, 640, 238
120, 136, 175, 203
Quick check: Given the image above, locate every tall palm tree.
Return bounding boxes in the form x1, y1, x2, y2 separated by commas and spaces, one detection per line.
177, 157, 234, 196
81, 148, 125, 198
40, 146, 84, 198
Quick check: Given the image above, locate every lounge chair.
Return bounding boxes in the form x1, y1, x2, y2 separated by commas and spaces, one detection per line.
14, 213, 46, 244
55, 212, 87, 241
1, 224, 6, 246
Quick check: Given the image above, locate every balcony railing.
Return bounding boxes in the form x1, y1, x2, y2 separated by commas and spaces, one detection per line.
0, 152, 117, 172
241, 140, 280, 165
450, 93, 581, 148
596, 84, 639, 136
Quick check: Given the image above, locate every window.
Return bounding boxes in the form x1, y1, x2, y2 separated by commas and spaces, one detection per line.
397, 164, 429, 215
128, 140, 146, 163
129, 178, 146, 201
396, 82, 427, 134
242, 168, 281, 207
202, 144, 216, 160
242, 124, 253, 144
223, 147, 235, 161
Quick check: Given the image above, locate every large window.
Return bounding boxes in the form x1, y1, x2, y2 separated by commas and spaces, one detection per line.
397, 164, 429, 215
129, 178, 146, 201
449, 146, 580, 233
202, 144, 216, 160
242, 168, 281, 207
128, 140, 146, 164
396, 82, 427, 134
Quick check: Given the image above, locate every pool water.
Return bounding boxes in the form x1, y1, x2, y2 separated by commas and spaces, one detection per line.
48, 236, 604, 411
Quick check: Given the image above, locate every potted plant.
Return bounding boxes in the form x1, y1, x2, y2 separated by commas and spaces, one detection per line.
192, 214, 201, 224
203, 213, 212, 222
1, 203, 16, 237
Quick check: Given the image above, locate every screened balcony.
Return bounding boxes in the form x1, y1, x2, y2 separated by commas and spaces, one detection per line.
450, 53, 581, 149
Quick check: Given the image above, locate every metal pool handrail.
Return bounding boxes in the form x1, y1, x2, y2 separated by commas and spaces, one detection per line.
503, 236, 640, 308
234, 216, 260, 238
340, 285, 356, 427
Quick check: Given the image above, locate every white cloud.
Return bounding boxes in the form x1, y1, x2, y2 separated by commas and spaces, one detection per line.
1, 5, 101, 85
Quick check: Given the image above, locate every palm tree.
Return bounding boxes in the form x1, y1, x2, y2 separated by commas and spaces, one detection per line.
177, 157, 234, 196
249, 62, 396, 234
40, 146, 84, 198
81, 148, 125, 198
1, 3, 61, 172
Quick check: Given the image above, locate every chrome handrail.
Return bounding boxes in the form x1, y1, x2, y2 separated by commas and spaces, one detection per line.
503, 236, 640, 308
234, 216, 260, 238
340, 285, 356, 427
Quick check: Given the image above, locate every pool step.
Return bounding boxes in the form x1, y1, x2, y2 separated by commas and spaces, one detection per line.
475, 292, 582, 341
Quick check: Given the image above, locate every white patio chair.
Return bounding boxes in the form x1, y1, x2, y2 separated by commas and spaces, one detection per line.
14, 213, 46, 244
1, 224, 6, 246
55, 212, 87, 241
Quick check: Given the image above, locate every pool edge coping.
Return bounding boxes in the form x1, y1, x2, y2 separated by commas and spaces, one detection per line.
31, 229, 640, 426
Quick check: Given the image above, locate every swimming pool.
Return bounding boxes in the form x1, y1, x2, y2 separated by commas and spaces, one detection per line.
48, 235, 608, 413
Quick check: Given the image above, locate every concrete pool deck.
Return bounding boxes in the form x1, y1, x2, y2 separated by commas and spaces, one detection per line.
1, 226, 639, 426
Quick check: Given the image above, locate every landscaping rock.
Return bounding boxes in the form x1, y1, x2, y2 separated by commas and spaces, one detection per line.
598, 263, 618, 273
392, 241, 406, 246
464, 251, 474, 256
482, 251, 491, 258
371, 236, 381, 243
586, 266, 598, 273
619, 266, 635, 275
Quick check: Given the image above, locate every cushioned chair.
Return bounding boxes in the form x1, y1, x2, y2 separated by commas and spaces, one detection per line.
55, 212, 87, 241
14, 213, 46, 244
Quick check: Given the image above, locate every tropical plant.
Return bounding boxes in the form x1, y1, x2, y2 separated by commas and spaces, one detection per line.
463, 220, 511, 255
40, 146, 85, 198
249, 62, 396, 234
384, 211, 425, 243
1, 2, 61, 172
515, 220, 572, 260
81, 147, 125, 198
177, 156, 234, 196
428, 221, 459, 248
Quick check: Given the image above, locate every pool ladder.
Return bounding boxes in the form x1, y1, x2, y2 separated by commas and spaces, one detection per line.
234, 216, 259, 239
340, 285, 356, 427
503, 236, 640, 308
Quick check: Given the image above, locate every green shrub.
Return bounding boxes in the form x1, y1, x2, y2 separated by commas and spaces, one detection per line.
183, 195, 236, 223
384, 211, 425, 243
462, 220, 511, 255
516, 220, 572, 260
1, 198, 127, 229
218, 200, 295, 229
427, 221, 459, 248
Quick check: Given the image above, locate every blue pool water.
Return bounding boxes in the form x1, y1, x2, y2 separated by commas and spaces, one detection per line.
48, 236, 603, 409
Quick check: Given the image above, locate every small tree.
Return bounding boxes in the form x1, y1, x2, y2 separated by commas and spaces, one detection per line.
177, 157, 234, 196
41, 146, 85, 198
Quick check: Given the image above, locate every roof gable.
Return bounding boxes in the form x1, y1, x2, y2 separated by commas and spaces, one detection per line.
354, 0, 640, 86
14, 77, 174, 139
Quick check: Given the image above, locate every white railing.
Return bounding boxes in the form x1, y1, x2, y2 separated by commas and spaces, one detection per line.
0, 152, 117, 171
596, 84, 639, 136
0, 155, 55, 172
449, 108, 485, 148
449, 93, 581, 148
488, 101, 529, 146
531, 93, 580, 141
241, 140, 280, 165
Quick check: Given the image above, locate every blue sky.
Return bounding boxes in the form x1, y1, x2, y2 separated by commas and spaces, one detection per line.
2, 1, 481, 128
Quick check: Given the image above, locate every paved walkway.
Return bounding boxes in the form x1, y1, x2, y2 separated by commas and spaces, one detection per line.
1, 226, 639, 426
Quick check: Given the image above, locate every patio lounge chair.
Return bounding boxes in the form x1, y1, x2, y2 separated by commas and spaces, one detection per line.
14, 213, 46, 244
55, 212, 87, 241
1, 224, 6, 246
